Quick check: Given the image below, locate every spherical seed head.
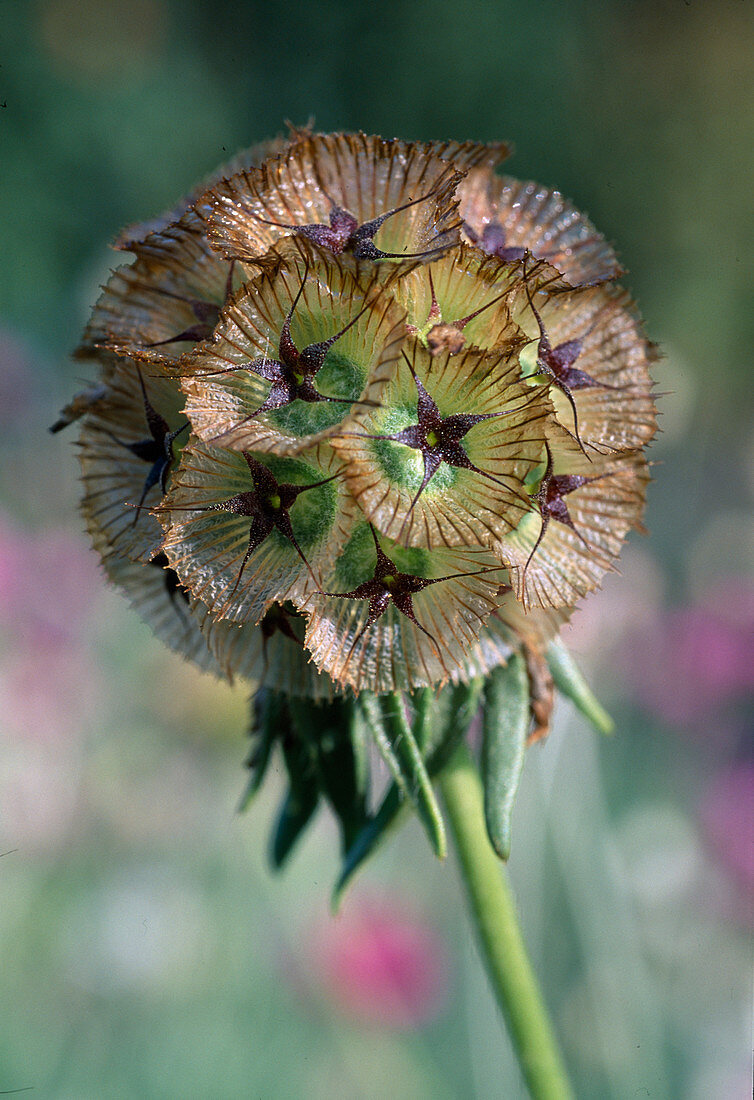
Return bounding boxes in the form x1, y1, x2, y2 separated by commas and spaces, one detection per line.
61, 129, 656, 697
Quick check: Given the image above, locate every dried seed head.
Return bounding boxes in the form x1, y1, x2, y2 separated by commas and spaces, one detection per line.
62, 128, 656, 699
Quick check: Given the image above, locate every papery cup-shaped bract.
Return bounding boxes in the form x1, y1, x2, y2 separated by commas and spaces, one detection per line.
158, 441, 353, 623
389, 244, 525, 355
330, 338, 552, 550
179, 244, 407, 455
511, 279, 658, 455
303, 523, 508, 694
80, 212, 244, 365
79, 357, 189, 564
459, 168, 623, 286
496, 426, 651, 610
196, 132, 468, 267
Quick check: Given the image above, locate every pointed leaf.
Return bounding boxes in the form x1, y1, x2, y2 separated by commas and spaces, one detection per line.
237, 689, 286, 812
335, 681, 484, 905
356, 692, 445, 858
379, 693, 446, 860
333, 785, 404, 909
357, 693, 407, 794
270, 784, 320, 869
289, 697, 370, 852
546, 639, 614, 735
482, 653, 531, 860
425, 678, 485, 773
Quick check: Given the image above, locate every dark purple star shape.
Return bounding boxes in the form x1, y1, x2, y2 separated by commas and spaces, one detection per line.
343, 351, 527, 537
325, 525, 505, 660
103, 368, 189, 525
523, 441, 610, 581
245, 171, 457, 262
523, 278, 622, 453
464, 221, 529, 264
205, 264, 382, 436
165, 452, 339, 604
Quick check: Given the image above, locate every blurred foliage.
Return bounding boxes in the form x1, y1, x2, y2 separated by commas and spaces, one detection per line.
1, 1, 752, 1097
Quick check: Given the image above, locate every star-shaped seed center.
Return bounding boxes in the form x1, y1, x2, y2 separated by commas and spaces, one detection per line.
245, 170, 459, 262
207, 266, 380, 440
164, 452, 338, 610
104, 369, 188, 525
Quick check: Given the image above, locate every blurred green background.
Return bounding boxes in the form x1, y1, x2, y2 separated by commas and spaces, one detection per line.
1, 1, 752, 1097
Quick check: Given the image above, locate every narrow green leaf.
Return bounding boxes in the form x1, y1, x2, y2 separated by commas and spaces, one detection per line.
348, 696, 371, 796
333, 785, 404, 909
482, 654, 530, 861
237, 690, 286, 812
425, 678, 484, 774
290, 697, 370, 853
546, 639, 614, 735
270, 785, 320, 868
411, 687, 436, 752
357, 692, 407, 794
334, 680, 485, 906
380, 693, 446, 860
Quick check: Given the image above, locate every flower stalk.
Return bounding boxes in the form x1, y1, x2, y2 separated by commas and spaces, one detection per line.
440, 739, 574, 1100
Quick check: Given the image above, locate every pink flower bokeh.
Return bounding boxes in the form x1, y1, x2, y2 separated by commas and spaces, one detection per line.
306, 894, 449, 1029
699, 764, 754, 925
622, 576, 754, 730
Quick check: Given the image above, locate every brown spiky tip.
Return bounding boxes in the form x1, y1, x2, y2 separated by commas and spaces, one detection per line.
50, 383, 108, 433
302, 523, 507, 694
78, 358, 189, 565
459, 169, 624, 287
157, 441, 354, 624
329, 337, 552, 550
495, 426, 652, 610
511, 276, 659, 455
194, 132, 469, 268
178, 243, 407, 456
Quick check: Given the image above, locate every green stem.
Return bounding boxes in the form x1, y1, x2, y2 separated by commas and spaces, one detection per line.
439, 741, 574, 1100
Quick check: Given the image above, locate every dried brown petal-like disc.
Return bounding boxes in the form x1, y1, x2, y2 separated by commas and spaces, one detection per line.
391, 244, 526, 354
452, 588, 572, 683
80, 211, 244, 366
180, 246, 407, 456
196, 132, 465, 266
159, 442, 353, 624
496, 430, 651, 610
302, 525, 506, 693
459, 169, 622, 286
420, 138, 513, 171
513, 281, 658, 455
79, 358, 188, 564
330, 337, 552, 549
204, 602, 343, 700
